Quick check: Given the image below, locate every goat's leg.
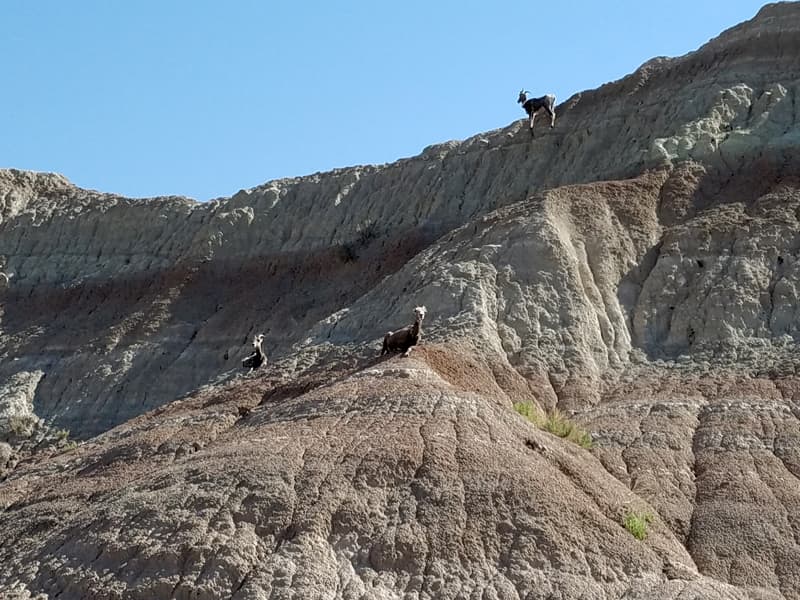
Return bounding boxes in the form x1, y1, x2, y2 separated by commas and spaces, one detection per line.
381, 334, 390, 356
529, 112, 536, 137
545, 105, 556, 128
403, 346, 413, 357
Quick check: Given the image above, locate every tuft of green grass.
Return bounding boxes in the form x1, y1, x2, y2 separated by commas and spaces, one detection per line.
56, 428, 70, 442
623, 510, 653, 540
513, 402, 537, 421
513, 403, 593, 449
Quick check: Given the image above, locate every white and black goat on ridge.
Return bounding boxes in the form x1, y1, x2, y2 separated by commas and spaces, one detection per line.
242, 333, 267, 372
517, 89, 556, 136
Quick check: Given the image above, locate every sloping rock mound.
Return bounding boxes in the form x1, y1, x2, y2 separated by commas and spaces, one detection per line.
587, 368, 800, 597
0, 349, 758, 599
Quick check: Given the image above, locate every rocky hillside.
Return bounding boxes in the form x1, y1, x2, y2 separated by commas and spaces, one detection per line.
2, 3, 800, 598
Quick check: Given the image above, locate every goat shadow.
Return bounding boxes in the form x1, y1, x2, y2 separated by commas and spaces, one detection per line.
257, 347, 400, 408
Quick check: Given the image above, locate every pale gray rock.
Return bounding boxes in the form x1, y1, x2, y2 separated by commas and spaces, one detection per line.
3, 2, 800, 435
0, 371, 44, 440
2, 4, 800, 599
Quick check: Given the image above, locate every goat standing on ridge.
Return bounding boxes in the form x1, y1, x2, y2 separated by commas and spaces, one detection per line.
242, 333, 267, 372
381, 306, 426, 357
517, 89, 556, 136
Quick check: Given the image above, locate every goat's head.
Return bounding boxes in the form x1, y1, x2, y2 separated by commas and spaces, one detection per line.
253, 333, 265, 347
414, 306, 427, 322
517, 89, 529, 104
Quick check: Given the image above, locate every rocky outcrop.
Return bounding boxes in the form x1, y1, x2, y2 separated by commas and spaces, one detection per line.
0, 371, 44, 439
587, 369, 800, 597
1, 6, 799, 439
2, 3, 800, 599
0, 351, 766, 600
2, 4, 799, 437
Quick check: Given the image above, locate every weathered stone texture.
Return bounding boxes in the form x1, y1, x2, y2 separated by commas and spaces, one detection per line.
3, 3, 800, 599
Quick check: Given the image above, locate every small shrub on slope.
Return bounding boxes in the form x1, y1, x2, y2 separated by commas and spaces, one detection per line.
513, 403, 593, 449
623, 511, 653, 540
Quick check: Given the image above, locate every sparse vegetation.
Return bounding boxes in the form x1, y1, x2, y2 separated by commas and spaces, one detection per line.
623, 510, 653, 540
53, 428, 78, 451
355, 219, 379, 246
513, 402, 537, 421
338, 219, 382, 263
513, 403, 593, 449
6, 415, 36, 437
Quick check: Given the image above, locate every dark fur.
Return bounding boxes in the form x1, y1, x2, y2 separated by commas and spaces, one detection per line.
242, 334, 267, 371
517, 90, 556, 136
381, 307, 426, 357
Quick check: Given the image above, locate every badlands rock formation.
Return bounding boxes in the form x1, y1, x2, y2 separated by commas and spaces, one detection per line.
2, 3, 800, 598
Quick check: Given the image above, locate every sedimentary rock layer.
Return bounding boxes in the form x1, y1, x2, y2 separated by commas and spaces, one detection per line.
2, 3, 800, 599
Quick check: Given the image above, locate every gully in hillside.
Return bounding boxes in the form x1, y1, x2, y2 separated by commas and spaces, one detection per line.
381, 306, 427, 357
517, 89, 556, 136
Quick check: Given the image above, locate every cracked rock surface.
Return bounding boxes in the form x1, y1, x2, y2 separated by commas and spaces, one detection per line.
0, 351, 760, 599
2, 3, 800, 599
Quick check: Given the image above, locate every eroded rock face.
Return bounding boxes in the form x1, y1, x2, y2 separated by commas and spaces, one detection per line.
0, 4, 799, 439
587, 369, 800, 597
2, 3, 800, 599
0, 352, 761, 600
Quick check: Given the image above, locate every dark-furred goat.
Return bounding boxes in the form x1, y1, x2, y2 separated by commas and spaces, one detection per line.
381, 306, 426, 357
517, 90, 556, 136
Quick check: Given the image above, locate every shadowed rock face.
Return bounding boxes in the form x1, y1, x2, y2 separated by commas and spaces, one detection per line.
2, 3, 800, 599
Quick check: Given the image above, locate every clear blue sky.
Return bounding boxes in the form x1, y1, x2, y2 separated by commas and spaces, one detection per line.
1, 1, 768, 200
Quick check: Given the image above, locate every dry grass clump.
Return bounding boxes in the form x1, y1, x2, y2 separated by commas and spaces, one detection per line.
513, 403, 593, 449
